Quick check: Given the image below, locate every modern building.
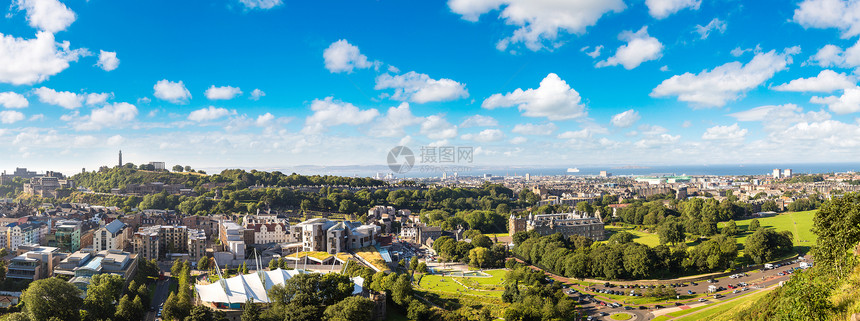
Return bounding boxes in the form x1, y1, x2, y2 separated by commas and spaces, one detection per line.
93, 220, 129, 251
7, 244, 62, 281
783, 169, 793, 178
132, 225, 201, 260
53, 220, 82, 252
773, 168, 782, 179
149, 162, 166, 171
54, 248, 138, 293
508, 212, 605, 240
7, 222, 48, 251
286, 218, 381, 254
219, 220, 249, 259
187, 228, 207, 260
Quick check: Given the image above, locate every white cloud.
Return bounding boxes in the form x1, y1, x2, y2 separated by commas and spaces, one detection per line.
558, 129, 592, 140
482, 73, 586, 120
374, 103, 423, 137
0, 110, 24, 124
0, 92, 28, 108
660, 65, 669, 71
702, 123, 748, 140
420, 115, 458, 140
96, 50, 119, 71
461, 129, 504, 142
772, 70, 856, 92
510, 136, 528, 144
239, 0, 283, 10
153, 79, 191, 104
205, 85, 242, 100
645, 0, 700, 19
12, 0, 76, 33
323, 39, 376, 73
512, 123, 557, 135
634, 133, 680, 148
596, 27, 663, 70
73, 135, 97, 147
731, 47, 752, 57
106, 135, 124, 146
611, 109, 640, 128
806, 41, 860, 68
651, 47, 799, 107
811, 86, 860, 114
638, 124, 669, 135
682, 120, 692, 128
460, 115, 498, 127
793, 0, 860, 38
255, 113, 275, 127
581, 45, 603, 58
448, 0, 626, 51
0, 31, 88, 85
250, 89, 265, 100
302, 97, 380, 134
728, 104, 831, 130
188, 106, 234, 122
71, 102, 138, 130
694, 18, 727, 39
28, 114, 43, 121
375, 71, 468, 103
34, 87, 82, 109
85, 92, 111, 105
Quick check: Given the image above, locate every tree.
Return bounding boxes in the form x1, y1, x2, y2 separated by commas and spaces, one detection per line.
187, 305, 214, 321
745, 229, 794, 264
184, 165, 192, 172
84, 274, 124, 320
242, 300, 260, 321
21, 278, 83, 321
409, 256, 418, 271
391, 274, 413, 306
575, 201, 593, 215
269, 258, 278, 270
198, 257, 209, 270
173, 165, 184, 172
468, 247, 491, 268
722, 220, 739, 236
761, 200, 779, 212
115, 294, 137, 321
657, 218, 685, 245
749, 219, 761, 232
416, 262, 428, 273
322, 296, 374, 321
407, 299, 431, 321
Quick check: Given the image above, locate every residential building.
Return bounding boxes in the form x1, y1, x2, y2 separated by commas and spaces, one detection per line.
7, 222, 48, 251
7, 244, 62, 281
53, 220, 82, 252
187, 228, 207, 260
132, 225, 197, 260
218, 220, 247, 259
508, 212, 605, 240
94, 220, 129, 251
243, 214, 289, 244
54, 248, 138, 293
773, 168, 782, 179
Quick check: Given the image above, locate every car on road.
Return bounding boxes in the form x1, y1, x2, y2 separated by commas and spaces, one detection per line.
688, 290, 694, 294
624, 306, 633, 310
698, 298, 707, 302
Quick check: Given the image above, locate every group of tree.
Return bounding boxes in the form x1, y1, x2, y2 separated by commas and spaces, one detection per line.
431, 235, 507, 269
255, 272, 378, 321
502, 262, 579, 320
163, 260, 194, 320
512, 230, 740, 280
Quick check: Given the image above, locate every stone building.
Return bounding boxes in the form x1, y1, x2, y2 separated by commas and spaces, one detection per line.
508, 212, 605, 240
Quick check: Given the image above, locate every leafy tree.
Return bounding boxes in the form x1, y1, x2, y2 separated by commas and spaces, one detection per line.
575, 201, 593, 215
322, 296, 374, 321
608, 231, 635, 244
468, 247, 491, 268
198, 257, 209, 270
269, 257, 278, 270
187, 305, 214, 321
115, 294, 138, 321
172, 165, 184, 172
657, 217, 685, 245
84, 274, 124, 320
749, 219, 761, 231
407, 299, 431, 321
409, 256, 418, 271
745, 229, 793, 264
761, 200, 779, 212
471, 234, 493, 248
416, 262, 428, 273
722, 220, 739, 236
390, 274, 413, 306
22, 278, 83, 321
241, 299, 260, 321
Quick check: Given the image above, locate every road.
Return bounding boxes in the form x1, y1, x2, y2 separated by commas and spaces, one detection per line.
144, 277, 172, 321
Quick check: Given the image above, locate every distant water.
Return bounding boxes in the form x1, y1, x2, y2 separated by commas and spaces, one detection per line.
263, 163, 860, 179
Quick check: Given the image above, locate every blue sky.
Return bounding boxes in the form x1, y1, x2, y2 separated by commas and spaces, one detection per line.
2, 0, 860, 174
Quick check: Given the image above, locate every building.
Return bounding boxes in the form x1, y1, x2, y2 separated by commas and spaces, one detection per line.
243, 214, 289, 244
149, 162, 165, 171
368, 206, 396, 219
54, 248, 138, 293
773, 168, 782, 179
23, 176, 75, 198
187, 228, 207, 260
7, 222, 48, 251
94, 220, 129, 251
599, 171, 611, 177
286, 218, 381, 255
7, 244, 62, 281
508, 212, 605, 240
219, 220, 248, 259
0, 168, 37, 184
783, 169, 793, 178
132, 225, 199, 260
53, 220, 82, 252
417, 226, 442, 245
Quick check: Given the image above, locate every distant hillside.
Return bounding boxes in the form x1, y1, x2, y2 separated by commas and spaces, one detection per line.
72, 167, 387, 193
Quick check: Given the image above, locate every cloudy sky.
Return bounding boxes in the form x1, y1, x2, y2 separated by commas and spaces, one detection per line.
2, 0, 860, 174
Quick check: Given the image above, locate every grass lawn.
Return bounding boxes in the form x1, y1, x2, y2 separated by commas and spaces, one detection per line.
603, 224, 662, 247
610, 312, 633, 320
675, 288, 771, 321
290, 251, 333, 261
719, 210, 817, 256
354, 246, 389, 272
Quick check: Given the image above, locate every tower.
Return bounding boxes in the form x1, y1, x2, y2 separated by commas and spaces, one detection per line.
118, 150, 122, 167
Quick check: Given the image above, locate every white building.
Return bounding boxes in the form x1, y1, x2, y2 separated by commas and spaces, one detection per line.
783, 169, 793, 178
773, 168, 782, 179
149, 162, 165, 171
94, 220, 128, 251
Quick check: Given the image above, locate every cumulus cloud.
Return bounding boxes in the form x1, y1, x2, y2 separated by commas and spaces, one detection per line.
611, 109, 640, 128
635, 133, 680, 148
0, 92, 28, 108
302, 97, 380, 134
0, 110, 25, 124
323, 39, 377, 73
694, 18, 727, 39
96, 50, 119, 71
85, 92, 111, 106
375, 71, 468, 103
651, 47, 799, 107
106, 135, 124, 145
12, 0, 76, 33
728, 104, 831, 131
581, 45, 603, 58
482, 73, 586, 120
188, 106, 234, 122
793, 0, 860, 38
73, 135, 97, 147
373, 103, 423, 137
71, 102, 138, 130
205, 85, 242, 100
512, 123, 557, 135
250, 89, 265, 100
153, 79, 191, 104
806, 41, 860, 68
772, 70, 855, 92
510, 136, 528, 144
597, 27, 662, 69
645, 0, 700, 19
461, 129, 504, 142
420, 115, 457, 140
239, 0, 283, 10
460, 115, 498, 128
811, 86, 860, 114
34, 87, 82, 109
0, 31, 88, 85
255, 113, 275, 126
448, 0, 626, 51
702, 123, 748, 140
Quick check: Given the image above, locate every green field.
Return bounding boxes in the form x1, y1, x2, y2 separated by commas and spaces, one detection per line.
675, 288, 771, 321
603, 224, 662, 247
610, 312, 633, 320
416, 271, 505, 299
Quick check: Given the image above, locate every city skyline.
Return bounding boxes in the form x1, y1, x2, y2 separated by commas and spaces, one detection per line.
2, 0, 860, 173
